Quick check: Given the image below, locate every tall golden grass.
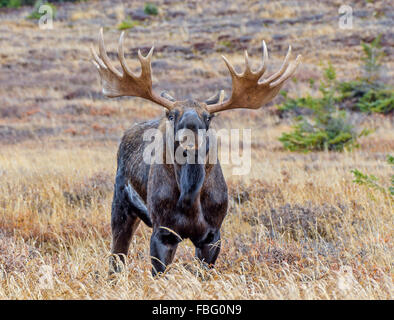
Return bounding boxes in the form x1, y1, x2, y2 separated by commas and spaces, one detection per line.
0, 114, 392, 299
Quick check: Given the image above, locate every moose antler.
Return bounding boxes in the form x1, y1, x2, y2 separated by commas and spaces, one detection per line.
91, 28, 175, 110
207, 41, 301, 113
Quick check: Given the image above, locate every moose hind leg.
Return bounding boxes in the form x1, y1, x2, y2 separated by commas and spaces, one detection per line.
150, 228, 181, 277
195, 230, 221, 267
109, 183, 141, 273
110, 209, 140, 273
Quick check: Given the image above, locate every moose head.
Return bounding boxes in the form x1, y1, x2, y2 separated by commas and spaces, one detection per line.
91, 29, 301, 276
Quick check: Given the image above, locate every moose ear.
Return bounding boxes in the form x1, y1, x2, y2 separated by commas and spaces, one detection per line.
205, 90, 225, 105
160, 91, 176, 102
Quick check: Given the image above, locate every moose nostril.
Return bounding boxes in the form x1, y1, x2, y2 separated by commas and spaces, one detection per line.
186, 123, 197, 131
183, 150, 187, 157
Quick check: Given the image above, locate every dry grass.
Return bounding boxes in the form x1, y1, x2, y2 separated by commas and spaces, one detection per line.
0, 0, 393, 299
0, 115, 392, 299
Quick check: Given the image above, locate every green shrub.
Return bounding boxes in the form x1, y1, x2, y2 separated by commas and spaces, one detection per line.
117, 17, 140, 30
356, 88, 393, 114
279, 36, 393, 119
338, 35, 393, 114
279, 63, 368, 152
361, 34, 383, 82
1, 0, 80, 7
338, 81, 393, 114
144, 3, 158, 16
389, 155, 394, 195
351, 155, 394, 197
279, 113, 363, 152
218, 40, 233, 48
27, 1, 56, 19
0, 0, 22, 8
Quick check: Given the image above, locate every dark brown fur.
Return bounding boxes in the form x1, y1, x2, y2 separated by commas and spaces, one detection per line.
110, 99, 228, 276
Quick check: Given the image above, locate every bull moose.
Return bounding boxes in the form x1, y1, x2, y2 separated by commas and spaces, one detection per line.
91, 29, 301, 276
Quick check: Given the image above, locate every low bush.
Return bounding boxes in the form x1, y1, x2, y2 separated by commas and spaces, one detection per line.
0, 0, 82, 7
351, 155, 394, 197
117, 17, 140, 30
26, 1, 56, 19
338, 81, 393, 114
338, 35, 393, 114
278, 36, 393, 119
279, 63, 369, 152
0, 0, 23, 8
144, 3, 158, 16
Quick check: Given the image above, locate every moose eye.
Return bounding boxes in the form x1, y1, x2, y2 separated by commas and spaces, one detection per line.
168, 114, 174, 121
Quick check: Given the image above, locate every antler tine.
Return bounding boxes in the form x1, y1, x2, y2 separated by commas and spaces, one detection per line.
219, 89, 225, 104
261, 45, 292, 84
221, 55, 239, 78
118, 31, 134, 78
98, 28, 122, 77
270, 54, 302, 87
206, 42, 301, 113
137, 46, 154, 78
244, 50, 252, 75
223, 42, 269, 79
91, 29, 175, 110
91, 44, 105, 69
255, 40, 268, 77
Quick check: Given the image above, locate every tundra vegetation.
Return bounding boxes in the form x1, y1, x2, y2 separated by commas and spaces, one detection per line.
278, 35, 392, 152
0, 0, 392, 299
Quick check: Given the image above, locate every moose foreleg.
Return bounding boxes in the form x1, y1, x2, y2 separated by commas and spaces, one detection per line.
150, 228, 181, 277
195, 230, 221, 267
